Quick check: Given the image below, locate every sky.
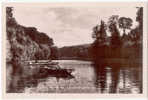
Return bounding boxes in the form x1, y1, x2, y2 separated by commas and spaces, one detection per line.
13, 6, 138, 47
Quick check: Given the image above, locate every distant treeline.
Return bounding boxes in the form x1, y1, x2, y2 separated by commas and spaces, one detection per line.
58, 44, 93, 61
51, 7, 143, 64
50, 44, 92, 60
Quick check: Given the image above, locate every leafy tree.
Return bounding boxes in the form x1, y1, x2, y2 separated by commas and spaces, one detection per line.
25, 27, 53, 46
136, 7, 143, 29
108, 15, 119, 25
118, 17, 133, 35
136, 7, 143, 39
6, 7, 13, 19
91, 20, 108, 60
129, 7, 143, 45
6, 7, 17, 27
92, 20, 107, 46
108, 15, 121, 47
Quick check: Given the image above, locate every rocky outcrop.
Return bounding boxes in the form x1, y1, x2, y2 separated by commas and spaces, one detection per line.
6, 7, 53, 92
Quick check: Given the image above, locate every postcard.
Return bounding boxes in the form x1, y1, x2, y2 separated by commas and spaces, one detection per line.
2, 2, 147, 99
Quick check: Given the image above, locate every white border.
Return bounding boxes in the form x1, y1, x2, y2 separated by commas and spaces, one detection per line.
1, 1, 148, 100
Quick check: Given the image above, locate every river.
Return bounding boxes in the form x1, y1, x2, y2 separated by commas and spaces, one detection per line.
24, 60, 142, 93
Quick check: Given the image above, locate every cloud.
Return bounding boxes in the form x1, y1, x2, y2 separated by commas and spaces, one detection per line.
13, 6, 138, 47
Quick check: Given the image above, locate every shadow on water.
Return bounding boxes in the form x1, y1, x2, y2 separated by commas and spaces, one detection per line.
93, 61, 142, 93
93, 63, 120, 93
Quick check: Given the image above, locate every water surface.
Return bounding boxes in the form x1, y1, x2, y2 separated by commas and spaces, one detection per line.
24, 60, 142, 93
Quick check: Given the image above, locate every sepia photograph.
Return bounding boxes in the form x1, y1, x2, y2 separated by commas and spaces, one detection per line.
2, 2, 147, 98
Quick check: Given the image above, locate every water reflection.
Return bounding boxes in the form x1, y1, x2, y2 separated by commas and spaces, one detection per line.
23, 60, 142, 93
94, 64, 106, 93
93, 63, 142, 93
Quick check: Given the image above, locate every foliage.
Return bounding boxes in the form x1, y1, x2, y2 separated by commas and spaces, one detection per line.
92, 20, 107, 45
50, 46, 59, 60
118, 17, 133, 34
128, 7, 143, 45
136, 7, 143, 28
58, 44, 92, 60
25, 27, 53, 46
6, 7, 17, 27
6, 7, 54, 92
90, 7, 142, 61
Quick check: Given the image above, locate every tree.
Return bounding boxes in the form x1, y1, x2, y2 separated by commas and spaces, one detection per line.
107, 15, 122, 58
136, 7, 143, 28
136, 7, 143, 39
6, 7, 17, 27
118, 17, 133, 35
108, 15, 119, 26
91, 20, 108, 60
6, 7, 13, 19
108, 15, 121, 47
92, 20, 107, 46
128, 7, 143, 45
